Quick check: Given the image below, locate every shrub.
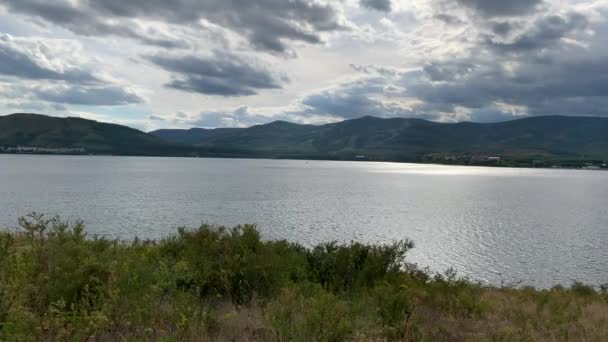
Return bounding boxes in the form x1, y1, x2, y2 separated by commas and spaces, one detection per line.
159, 224, 308, 305
306, 240, 414, 293
373, 283, 414, 339
570, 282, 596, 296
268, 285, 352, 341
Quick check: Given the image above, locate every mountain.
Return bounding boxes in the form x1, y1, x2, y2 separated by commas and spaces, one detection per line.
2, 113, 607, 162
0, 113, 188, 156
151, 115, 608, 161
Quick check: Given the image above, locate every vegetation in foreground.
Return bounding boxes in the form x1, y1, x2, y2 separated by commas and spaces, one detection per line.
1, 214, 607, 341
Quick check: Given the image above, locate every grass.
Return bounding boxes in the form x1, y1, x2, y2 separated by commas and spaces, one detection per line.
1, 213, 607, 341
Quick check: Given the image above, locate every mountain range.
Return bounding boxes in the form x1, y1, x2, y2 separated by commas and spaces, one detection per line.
1, 113, 608, 162
151, 115, 608, 161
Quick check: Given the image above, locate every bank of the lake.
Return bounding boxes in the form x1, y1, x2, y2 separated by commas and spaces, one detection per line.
2, 155, 608, 289
1, 214, 607, 341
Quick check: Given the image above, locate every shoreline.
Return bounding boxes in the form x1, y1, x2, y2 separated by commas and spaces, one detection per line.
1, 151, 607, 172
1, 215, 605, 291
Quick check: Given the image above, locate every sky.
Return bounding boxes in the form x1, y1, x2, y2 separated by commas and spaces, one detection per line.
0, 0, 607, 132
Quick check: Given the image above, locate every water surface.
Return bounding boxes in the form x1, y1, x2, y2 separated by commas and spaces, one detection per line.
1, 155, 607, 288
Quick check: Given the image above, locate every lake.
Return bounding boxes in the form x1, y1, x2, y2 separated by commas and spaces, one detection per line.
1, 154, 607, 288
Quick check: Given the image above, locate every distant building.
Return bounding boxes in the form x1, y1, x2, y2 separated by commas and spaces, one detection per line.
1, 146, 86, 154
471, 156, 502, 163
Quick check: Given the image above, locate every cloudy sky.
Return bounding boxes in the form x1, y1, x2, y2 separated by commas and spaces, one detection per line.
0, 0, 607, 131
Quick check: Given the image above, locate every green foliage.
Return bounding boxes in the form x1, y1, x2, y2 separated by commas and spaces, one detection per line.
306, 240, 414, 293
268, 285, 353, 341
160, 224, 308, 305
1, 214, 606, 341
373, 283, 414, 338
570, 281, 596, 296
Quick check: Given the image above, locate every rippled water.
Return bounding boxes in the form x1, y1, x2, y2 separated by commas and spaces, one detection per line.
1, 154, 607, 288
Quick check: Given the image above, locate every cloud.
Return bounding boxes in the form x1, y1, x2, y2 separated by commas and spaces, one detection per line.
0, 0, 344, 53
491, 22, 514, 36
0, 33, 147, 108
300, 80, 408, 119
147, 114, 165, 121
399, 52, 608, 120
178, 107, 270, 128
0, 1, 187, 48
0, 34, 98, 83
360, 0, 392, 12
3, 0, 608, 129
33, 85, 144, 106
434, 14, 465, 25
423, 62, 475, 82
455, 0, 542, 17
147, 51, 285, 96
240, 2, 608, 125
173, 104, 339, 128
483, 12, 588, 52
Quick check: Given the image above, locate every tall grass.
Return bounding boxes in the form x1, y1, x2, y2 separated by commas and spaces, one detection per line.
1, 213, 607, 341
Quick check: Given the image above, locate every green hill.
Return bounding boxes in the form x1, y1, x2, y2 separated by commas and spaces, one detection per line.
0, 113, 188, 156
2, 113, 607, 162
152, 115, 608, 161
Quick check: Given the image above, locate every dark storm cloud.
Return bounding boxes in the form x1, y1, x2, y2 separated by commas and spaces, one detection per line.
34, 85, 144, 105
147, 52, 284, 96
455, 0, 542, 17
484, 12, 588, 52
0, 1, 186, 48
0, 0, 343, 53
360, 0, 392, 12
491, 22, 514, 36
434, 14, 465, 25
423, 62, 475, 82
407, 53, 608, 117
0, 36, 98, 84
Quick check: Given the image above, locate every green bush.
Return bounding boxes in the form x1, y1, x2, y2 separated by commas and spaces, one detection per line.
1, 213, 606, 341
306, 239, 414, 293
570, 282, 596, 296
373, 283, 414, 338
268, 285, 353, 341
159, 224, 308, 305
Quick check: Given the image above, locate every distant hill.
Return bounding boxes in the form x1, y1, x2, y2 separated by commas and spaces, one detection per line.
151, 115, 608, 161
2, 113, 607, 162
0, 113, 188, 156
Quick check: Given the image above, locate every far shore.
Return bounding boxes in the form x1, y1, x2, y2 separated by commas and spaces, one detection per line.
1, 150, 607, 171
